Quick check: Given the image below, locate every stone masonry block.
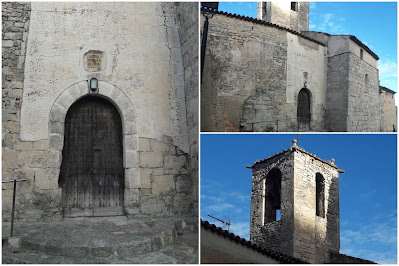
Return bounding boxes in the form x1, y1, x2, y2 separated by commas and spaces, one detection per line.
2, 150, 18, 169
49, 134, 63, 151
49, 103, 67, 123
139, 138, 151, 152
14, 140, 33, 151
164, 154, 188, 174
33, 139, 49, 151
124, 188, 140, 207
124, 121, 138, 135
125, 168, 140, 189
139, 151, 163, 168
124, 150, 138, 168
152, 175, 174, 195
151, 139, 176, 154
139, 168, 152, 189
6, 121, 20, 133
175, 175, 192, 194
123, 108, 136, 126
49, 122, 64, 135
34, 168, 60, 190
124, 135, 138, 150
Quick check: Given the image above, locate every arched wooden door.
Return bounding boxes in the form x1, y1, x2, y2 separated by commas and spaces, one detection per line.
297, 88, 311, 130
59, 96, 124, 217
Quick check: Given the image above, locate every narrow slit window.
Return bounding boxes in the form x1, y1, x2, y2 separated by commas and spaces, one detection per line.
316, 173, 325, 218
360, 49, 364, 60
291, 2, 298, 11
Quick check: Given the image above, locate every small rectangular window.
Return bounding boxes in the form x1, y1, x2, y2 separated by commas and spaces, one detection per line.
316, 173, 325, 218
360, 49, 364, 60
291, 2, 298, 11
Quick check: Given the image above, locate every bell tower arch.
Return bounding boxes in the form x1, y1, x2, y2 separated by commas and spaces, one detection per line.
249, 139, 343, 263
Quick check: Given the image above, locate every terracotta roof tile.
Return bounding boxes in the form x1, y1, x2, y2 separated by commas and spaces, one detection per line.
380, 85, 396, 94
201, 219, 308, 264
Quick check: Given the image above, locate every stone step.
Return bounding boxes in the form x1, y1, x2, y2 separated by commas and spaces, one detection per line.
3, 216, 184, 259
2, 233, 198, 264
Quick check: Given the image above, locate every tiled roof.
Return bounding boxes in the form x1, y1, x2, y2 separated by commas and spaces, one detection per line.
380, 85, 396, 95
330, 251, 377, 264
349, 35, 379, 60
247, 146, 344, 173
201, 8, 326, 47
201, 219, 308, 264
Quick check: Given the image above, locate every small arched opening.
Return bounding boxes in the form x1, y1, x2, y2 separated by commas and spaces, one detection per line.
264, 168, 282, 223
297, 88, 311, 130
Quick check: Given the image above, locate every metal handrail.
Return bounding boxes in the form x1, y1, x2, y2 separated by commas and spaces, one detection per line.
2, 179, 27, 237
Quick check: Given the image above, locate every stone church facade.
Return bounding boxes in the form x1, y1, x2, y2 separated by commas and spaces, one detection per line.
201, 2, 397, 132
2, 2, 198, 221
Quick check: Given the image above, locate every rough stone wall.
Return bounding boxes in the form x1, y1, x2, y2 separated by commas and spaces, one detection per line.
250, 149, 340, 263
325, 53, 349, 131
174, 2, 199, 216
2, 2, 34, 219
346, 53, 381, 131
201, 13, 288, 132
2, 2, 197, 221
257, 2, 309, 32
285, 32, 327, 131
138, 137, 193, 216
379, 89, 397, 132
250, 151, 295, 256
293, 150, 340, 263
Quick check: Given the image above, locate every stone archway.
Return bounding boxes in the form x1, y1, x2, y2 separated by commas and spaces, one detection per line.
48, 80, 139, 214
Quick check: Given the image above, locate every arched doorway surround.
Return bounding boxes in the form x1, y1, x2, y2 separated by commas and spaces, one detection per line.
48, 80, 139, 216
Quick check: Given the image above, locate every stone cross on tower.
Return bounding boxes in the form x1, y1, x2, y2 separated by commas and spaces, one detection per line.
247, 140, 344, 263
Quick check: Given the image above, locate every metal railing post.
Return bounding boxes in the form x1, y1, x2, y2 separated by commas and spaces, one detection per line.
11, 180, 17, 237
3, 178, 27, 237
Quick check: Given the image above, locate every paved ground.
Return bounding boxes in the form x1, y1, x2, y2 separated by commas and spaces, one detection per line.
2, 216, 198, 264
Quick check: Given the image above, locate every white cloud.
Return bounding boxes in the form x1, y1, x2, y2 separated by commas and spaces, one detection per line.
229, 221, 250, 240
379, 59, 398, 79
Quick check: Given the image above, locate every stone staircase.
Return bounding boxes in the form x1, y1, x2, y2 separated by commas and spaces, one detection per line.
2, 216, 198, 264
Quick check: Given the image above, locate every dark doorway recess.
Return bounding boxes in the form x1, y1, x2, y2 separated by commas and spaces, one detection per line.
297, 88, 311, 131
59, 96, 124, 217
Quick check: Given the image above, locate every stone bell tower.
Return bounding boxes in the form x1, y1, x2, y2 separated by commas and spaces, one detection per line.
257, 2, 309, 32
248, 140, 343, 263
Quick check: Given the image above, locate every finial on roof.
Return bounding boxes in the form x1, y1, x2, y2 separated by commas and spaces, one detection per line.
292, 139, 298, 148
330, 158, 335, 165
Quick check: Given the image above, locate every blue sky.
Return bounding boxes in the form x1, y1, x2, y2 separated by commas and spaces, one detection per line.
200, 134, 397, 264
216, 2, 397, 95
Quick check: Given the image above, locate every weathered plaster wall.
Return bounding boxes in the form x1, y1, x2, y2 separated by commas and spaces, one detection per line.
380, 89, 397, 132
346, 53, 381, 131
21, 2, 189, 152
174, 2, 199, 216
200, 13, 288, 132
286, 32, 327, 131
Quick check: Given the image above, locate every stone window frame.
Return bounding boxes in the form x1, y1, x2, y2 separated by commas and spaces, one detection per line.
48, 80, 140, 212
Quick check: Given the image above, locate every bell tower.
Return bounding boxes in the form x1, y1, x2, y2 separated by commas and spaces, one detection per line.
248, 140, 343, 263
257, 2, 309, 32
